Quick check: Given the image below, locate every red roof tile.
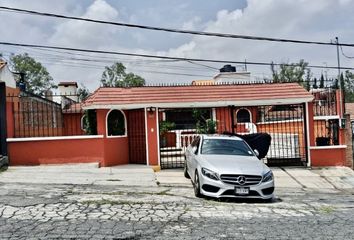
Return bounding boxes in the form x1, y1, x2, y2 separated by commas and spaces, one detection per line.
83, 83, 314, 109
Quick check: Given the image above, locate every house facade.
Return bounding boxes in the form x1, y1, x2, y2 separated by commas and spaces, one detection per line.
3, 82, 352, 169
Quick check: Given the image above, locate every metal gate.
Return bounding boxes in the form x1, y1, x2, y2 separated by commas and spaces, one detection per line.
160, 129, 197, 169
255, 104, 307, 166
159, 108, 208, 169
127, 109, 147, 164
159, 104, 308, 169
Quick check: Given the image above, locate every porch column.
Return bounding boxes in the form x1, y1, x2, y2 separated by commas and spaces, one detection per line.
96, 109, 108, 137
305, 102, 315, 167
145, 108, 159, 167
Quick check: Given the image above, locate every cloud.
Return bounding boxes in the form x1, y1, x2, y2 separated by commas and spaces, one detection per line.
164, 0, 354, 80
49, 0, 119, 48
182, 16, 202, 31
2, 0, 354, 90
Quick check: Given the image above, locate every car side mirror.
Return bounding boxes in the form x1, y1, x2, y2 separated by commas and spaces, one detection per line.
254, 149, 260, 157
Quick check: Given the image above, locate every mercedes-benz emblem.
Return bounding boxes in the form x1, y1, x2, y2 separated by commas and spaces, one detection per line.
237, 176, 246, 185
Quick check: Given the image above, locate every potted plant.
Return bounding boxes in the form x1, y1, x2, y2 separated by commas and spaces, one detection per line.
196, 119, 217, 134
159, 121, 176, 147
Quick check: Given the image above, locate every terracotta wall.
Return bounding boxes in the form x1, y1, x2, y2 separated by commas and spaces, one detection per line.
102, 137, 129, 167
8, 137, 104, 165
310, 147, 346, 166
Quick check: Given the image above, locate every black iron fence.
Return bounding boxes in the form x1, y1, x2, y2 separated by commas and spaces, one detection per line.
6, 92, 86, 138
159, 104, 308, 168
256, 104, 307, 166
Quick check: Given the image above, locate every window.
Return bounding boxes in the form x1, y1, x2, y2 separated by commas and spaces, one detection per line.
107, 110, 126, 136
201, 139, 254, 156
236, 109, 251, 123
165, 109, 212, 129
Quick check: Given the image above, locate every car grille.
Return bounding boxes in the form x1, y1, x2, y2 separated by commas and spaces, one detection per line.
220, 174, 262, 186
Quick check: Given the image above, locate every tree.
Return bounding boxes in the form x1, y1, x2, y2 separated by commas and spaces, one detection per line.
271, 59, 309, 83
10, 53, 55, 95
77, 84, 90, 102
343, 71, 354, 102
331, 71, 354, 102
312, 77, 318, 89
319, 74, 325, 88
100, 62, 145, 87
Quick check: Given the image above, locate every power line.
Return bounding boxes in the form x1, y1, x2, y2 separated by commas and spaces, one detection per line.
1, 48, 216, 73
340, 45, 354, 59
2, 41, 354, 71
1, 6, 354, 47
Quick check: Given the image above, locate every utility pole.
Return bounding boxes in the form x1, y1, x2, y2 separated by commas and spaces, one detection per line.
335, 37, 343, 121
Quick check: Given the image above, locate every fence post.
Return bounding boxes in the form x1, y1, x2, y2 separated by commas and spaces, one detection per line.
0, 82, 8, 159
344, 114, 353, 169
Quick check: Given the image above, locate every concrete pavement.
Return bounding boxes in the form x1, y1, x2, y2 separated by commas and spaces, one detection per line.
1, 164, 354, 192
0, 164, 156, 186
156, 166, 354, 191
1, 164, 354, 239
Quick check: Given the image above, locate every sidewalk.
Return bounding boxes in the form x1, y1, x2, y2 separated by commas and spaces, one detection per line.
0, 164, 156, 186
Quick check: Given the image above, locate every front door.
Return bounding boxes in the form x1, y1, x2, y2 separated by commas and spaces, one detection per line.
127, 109, 146, 164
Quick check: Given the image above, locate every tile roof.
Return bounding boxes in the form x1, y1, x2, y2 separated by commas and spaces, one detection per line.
83, 83, 314, 109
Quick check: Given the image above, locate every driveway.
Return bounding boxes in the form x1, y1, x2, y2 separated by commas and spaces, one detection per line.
156, 166, 354, 191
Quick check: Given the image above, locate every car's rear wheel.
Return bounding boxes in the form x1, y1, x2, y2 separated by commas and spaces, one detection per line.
194, 171, 202, 198
184, 158, 190, 179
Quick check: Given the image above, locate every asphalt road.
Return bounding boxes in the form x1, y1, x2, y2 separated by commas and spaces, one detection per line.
1, 181, 354, 239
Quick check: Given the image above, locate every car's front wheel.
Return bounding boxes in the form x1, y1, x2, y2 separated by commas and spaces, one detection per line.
194, 171, 202, 198
184, 158, 190, 179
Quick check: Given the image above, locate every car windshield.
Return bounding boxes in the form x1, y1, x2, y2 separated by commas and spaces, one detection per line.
201, 138, 254, 156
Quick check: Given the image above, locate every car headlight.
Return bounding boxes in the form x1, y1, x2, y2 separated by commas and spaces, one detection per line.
262, 171, 273, 182
201, 168, 219, 181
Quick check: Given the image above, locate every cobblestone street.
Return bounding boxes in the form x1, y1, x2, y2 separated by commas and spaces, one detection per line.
1, 181, 354, 239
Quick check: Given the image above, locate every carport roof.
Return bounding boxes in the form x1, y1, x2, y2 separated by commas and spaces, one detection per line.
83, 82, 314, 109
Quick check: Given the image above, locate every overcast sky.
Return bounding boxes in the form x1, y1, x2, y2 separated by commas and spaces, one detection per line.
0, 0, 354, 90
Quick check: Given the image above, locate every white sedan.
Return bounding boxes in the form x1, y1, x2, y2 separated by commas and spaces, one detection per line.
184, 135, 274, 200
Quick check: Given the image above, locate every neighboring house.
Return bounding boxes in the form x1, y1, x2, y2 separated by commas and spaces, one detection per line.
345, 103, 354, 134
0, 60, 16, 89
192, 64, 263, 86
57, 82, 78, 102
5, 81, 83, 138
213, 64, 263, 84
191, 79, 215, 85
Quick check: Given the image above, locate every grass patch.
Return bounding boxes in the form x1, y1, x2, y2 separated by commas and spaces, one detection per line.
319, 205, 335, 214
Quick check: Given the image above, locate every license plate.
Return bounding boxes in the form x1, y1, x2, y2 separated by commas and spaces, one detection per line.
235, 187, 249, 195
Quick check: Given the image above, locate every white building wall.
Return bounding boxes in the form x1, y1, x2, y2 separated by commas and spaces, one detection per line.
0, 64, 16, 88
